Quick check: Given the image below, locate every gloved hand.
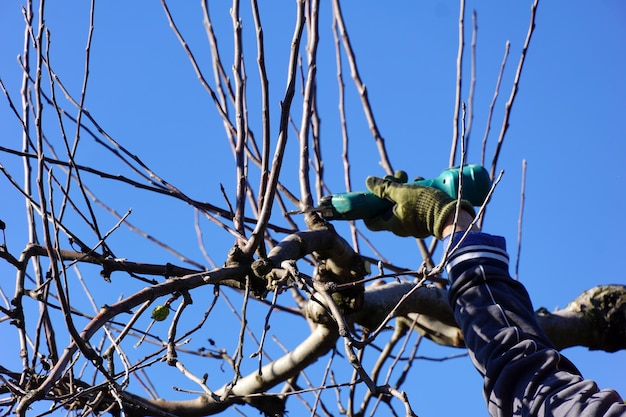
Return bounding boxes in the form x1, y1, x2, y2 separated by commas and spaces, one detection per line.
364, 172, 475, 239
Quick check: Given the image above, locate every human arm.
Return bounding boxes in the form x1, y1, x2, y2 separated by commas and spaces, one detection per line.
445, 230, 626, 416
364, 174, 626, 416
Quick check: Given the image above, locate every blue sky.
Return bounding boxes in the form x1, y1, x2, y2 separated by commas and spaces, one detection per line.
1, 1, 625, 416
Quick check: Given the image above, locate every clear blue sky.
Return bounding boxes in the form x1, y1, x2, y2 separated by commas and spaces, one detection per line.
1, 1, 625, 416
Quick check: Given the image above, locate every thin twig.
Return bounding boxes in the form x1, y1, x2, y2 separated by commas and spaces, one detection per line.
466, 10, 478, 145
231, 0, 248, 239
228, 276, 251, 392
439, 103, 469, 268
166, 292, 192, 365
490, 0, 539, 179
449, 0, 465, 167
331, 0, 393, 175
58, 0, 101, 247
480, 41, 510, 167
243, 0, 306, 255
160, 0, 235, 138
174, 360, 217, 398
201, 1, 234, 140
515, 159, 527, 280
249, 0, 271, 231
250, 288, 279, 375
297, 0, 320, 210
359, 320, 408, 414
332, 12, 360, 252
16, 0, 35, 381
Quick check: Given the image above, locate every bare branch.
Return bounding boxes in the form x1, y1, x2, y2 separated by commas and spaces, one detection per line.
449, 0, 466, 167
514, 159, 527, 280
331, 0, 393, 175
489, 0, 539, 178
480, 40, 510, 167
243, 0, 307, 255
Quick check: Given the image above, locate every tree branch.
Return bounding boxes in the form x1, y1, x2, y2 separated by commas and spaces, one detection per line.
352, 281, 626, 352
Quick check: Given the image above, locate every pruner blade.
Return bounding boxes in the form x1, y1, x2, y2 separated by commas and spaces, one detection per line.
286, 206, 324, 216
287, 196, 336, 218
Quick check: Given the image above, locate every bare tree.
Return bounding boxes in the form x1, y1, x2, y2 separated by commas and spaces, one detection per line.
0, 1, 624, 416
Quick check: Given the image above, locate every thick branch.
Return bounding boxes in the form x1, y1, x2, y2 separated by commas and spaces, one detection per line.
537, 284, 626, 352
127, 324, 338, 416
352, 282, 626, 352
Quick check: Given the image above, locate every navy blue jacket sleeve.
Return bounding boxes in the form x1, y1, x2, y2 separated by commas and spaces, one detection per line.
445, 232, 626, 417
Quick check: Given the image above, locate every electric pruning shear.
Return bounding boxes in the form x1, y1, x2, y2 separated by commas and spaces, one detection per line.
290, 164, 492, 220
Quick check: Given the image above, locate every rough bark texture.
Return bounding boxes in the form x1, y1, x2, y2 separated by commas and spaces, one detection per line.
354, 281, 626, 351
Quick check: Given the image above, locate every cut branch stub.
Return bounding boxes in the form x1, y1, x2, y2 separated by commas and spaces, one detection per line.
251, 220, 367, 314
225, 245, 267, 296
538, 284, 626, 352
580, 284, 626, 352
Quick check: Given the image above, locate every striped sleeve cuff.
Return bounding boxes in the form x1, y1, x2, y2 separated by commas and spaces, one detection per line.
445, 232, 509, 280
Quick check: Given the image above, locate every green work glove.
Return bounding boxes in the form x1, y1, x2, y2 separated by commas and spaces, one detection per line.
364, 173, 475, 239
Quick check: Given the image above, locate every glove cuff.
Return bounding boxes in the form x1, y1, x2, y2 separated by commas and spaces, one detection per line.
433, 200, 476, 239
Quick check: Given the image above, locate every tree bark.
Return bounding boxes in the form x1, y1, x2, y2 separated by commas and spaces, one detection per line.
353, 281, 626, 352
